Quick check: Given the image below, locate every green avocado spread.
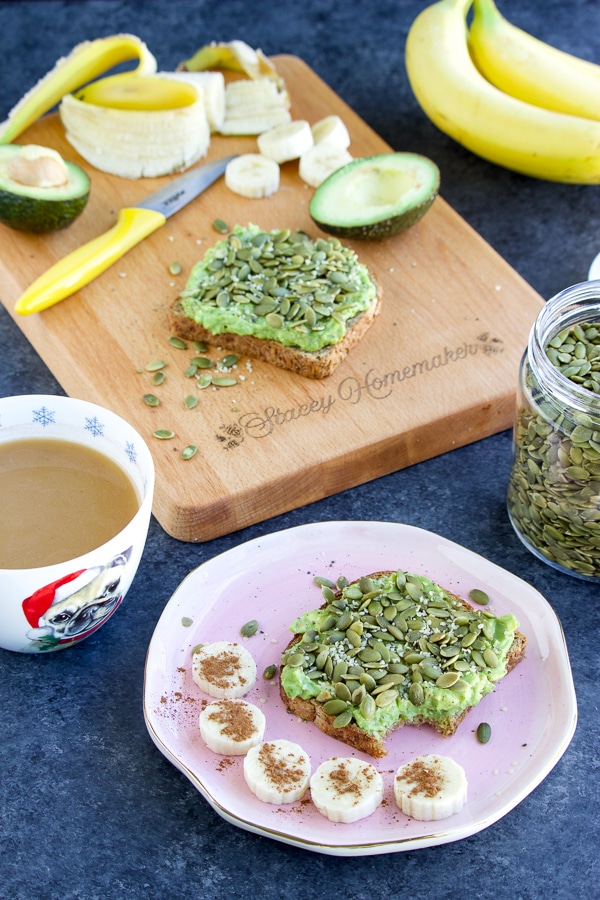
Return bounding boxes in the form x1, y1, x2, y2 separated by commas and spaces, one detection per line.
179, 223, 377, 353
280, 570, 520, 740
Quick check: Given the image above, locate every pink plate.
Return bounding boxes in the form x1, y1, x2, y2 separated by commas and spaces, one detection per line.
143, 520, 577, 856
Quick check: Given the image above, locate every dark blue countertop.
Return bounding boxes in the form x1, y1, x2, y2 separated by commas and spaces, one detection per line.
0, 2, 598, 897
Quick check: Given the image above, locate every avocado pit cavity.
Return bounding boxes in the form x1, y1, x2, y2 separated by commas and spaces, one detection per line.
309, 151, 440, 241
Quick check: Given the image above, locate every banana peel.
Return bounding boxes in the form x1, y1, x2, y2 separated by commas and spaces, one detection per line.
178, 39, 285, 88
0, 34, 157, 145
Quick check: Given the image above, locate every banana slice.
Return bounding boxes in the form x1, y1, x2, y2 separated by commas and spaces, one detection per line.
243, 739, 311, 804
394, 755, 468, 821
199, 698, 266, 755
310, 757, 384, 823
257, 120, 313, 163
192, 641, 257, 699
311, 115, 350, 149
225, 153, 280, 198
299, 143, 353, 188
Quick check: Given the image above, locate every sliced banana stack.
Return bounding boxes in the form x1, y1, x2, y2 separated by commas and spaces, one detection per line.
225, 154, 279, 198
394, 755, 468, 821
310, 757, 384, 823
244, 739, 311, 804
221, 78, 291, 136
257, 119, 313, 163
157, 70, 225, 132
199, 698, 266, 755
192, 641, 257, 699
60, 74, 210, 178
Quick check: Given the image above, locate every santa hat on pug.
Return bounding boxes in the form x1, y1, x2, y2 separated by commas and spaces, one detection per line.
22, 567, 101, 627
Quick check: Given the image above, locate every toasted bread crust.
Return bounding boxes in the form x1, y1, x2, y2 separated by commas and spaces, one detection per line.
279, 571, 527, 758
169, 281, 382, 380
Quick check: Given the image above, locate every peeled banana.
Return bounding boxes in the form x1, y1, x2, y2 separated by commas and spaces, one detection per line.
220, 78, 291, 136
405, 0, 600, 183
468, 0, 600, 122
60, 77, 210, 179
158, 70, 226, 132
0, 34, 157, 145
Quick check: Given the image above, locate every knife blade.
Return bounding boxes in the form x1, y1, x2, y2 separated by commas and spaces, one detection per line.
15, 153, 238, 315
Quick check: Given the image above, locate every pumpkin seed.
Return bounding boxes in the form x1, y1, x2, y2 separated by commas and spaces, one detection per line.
212, 377, 237, 387
333, 708, 353, 728
263, 664, 277, 680
476, 722, 492, 744
323, 698, 348, 716
240, 619, 259, 637
469, 588, 489, 605
213, 218, 230, 233
153, 429, 174, 439
184, 395, 198, 409
143, 394, 160, 407
436, 671, 460, 688
168, 262, 182, 276
145, 360, 166, 371
181, 444, 197, 460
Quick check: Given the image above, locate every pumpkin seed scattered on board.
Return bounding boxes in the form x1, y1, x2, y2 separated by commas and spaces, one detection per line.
181, 444, 197, 460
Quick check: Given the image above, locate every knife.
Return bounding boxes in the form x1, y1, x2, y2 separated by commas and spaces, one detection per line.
15, 154, 238, 315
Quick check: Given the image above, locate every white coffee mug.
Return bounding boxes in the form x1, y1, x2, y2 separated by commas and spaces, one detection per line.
0, 394, 154, 653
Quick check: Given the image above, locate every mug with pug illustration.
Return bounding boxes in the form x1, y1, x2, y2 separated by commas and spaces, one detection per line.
0, 394, 155, 653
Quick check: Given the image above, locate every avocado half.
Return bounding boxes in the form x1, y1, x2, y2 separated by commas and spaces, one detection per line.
0, 144, 90, 233
309, 152, 440, 241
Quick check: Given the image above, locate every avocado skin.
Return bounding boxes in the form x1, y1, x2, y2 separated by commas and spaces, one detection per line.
309, 151, 440, 241
0, 188, 89, 233
0, 155, 90, 234
311, 193, 437, 241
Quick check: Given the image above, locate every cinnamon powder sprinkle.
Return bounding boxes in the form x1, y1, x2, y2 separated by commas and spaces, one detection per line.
208, 700, 256, 743
197, 648, 248, 690
327, 760, 376, 803
398, 758, 444, 798
259, 743, 307, 790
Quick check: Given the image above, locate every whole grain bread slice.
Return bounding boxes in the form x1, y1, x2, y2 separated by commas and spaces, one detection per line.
279, 571, 527, 758
169, 281, 382, 380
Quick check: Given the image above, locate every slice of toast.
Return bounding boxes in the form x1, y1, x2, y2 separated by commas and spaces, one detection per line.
169, 224, 381, 380
279, 570, 527, 758
170, 290, 381, 379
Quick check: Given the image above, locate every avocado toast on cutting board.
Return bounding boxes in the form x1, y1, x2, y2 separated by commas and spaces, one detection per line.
0, 55, 544, 541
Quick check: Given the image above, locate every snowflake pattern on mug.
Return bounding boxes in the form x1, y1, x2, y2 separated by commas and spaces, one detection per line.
32, 406, 56, 427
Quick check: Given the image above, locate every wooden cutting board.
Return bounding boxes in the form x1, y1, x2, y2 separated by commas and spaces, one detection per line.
0, 56, 543, 542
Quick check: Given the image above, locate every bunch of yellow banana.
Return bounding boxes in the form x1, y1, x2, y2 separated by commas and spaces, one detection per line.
405, 0, 600, 183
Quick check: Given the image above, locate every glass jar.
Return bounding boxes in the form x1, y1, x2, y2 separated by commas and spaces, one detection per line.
507, 280, 600, 581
